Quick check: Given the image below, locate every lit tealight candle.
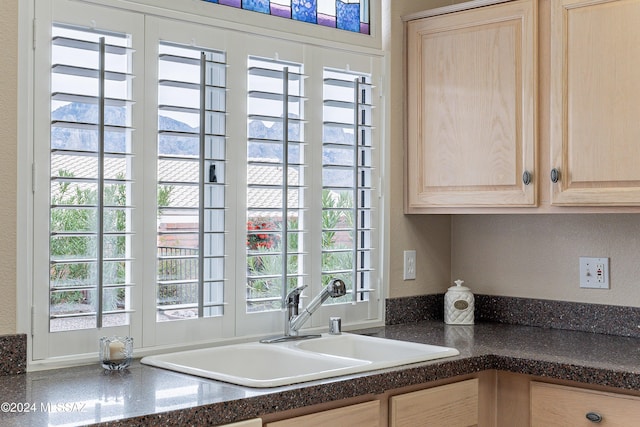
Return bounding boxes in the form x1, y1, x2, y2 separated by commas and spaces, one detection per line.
108, 340, 125, 361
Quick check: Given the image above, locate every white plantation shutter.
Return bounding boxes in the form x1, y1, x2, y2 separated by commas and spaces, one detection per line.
245, 58, 379, 319
156, 43, 227, 321
245, 57, 307, 313
49, 24, 135, 331
322, 69, 375, 304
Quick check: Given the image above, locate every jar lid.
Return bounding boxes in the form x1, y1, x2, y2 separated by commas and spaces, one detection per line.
448, 279, 471, 292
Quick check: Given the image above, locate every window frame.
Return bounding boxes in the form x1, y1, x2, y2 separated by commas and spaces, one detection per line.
25, 0, 386, 368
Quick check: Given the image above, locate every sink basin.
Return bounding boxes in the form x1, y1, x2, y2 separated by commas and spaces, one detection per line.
141, 343, 370, 388
141, 333, 459, 388
294, 333, 459, 365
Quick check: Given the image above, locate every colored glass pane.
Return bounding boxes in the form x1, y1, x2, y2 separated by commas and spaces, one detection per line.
201, 0, 370, 34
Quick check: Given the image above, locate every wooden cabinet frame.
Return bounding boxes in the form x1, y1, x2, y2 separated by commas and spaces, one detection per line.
405, 0, 640, 213
405, 0, 537, 210
549, 0, 640, 206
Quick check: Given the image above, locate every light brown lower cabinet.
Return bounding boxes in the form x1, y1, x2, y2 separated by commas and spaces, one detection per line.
530, 381, 640, 427
389, 378, 479, 427
264, 400, 381, 427
261, 374, 488, 427
261, 372, 640, 427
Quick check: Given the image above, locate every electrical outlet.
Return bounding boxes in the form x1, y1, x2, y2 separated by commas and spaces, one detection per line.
403, 250, 416, 281
579, 257, 609, 289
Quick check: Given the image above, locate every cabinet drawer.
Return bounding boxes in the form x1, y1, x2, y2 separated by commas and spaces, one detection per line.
531, 381, 640, 426
390, 378, 478, 427
265, 400, 380, 427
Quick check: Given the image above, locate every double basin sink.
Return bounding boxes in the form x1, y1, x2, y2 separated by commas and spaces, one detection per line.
141, 333, 459, 388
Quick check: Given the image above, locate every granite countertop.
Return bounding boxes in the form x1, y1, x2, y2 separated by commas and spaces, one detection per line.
2, 321, 640, 427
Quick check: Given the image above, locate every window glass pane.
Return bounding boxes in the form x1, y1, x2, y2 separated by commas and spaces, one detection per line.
322, 68, 373, 304
49, 24, 134, 332
246, 57, 306, 313
156, 43, 227, 321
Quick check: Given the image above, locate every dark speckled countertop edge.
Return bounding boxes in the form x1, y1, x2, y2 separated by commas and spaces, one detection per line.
83, 321, 640, 426
87, 355, 497, 427
0, 334, 27, 376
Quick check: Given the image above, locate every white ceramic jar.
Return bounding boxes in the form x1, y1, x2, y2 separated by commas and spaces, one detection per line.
444, 279, 474, 325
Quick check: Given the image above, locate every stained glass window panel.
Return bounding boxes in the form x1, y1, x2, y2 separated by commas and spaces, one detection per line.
201, 0, 370, 34
271, 0, 292, 18
243, 0, 270, 13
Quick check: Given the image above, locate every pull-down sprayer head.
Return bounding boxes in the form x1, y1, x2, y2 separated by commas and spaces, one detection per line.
288, 279, 347, 334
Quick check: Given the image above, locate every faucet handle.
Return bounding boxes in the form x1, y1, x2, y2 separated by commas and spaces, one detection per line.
285, 284, 308, 303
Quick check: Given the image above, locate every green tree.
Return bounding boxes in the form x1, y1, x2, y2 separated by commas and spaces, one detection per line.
50, 170, 129, 309
246, 189, 356, 311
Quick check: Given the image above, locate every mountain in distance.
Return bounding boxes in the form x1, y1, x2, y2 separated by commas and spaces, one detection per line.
51, 103, 196, 155
51, 102, 353, 169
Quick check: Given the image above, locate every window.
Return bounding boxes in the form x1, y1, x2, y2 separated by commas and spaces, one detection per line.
245, 59, 376, 319
31, 0, 383, 363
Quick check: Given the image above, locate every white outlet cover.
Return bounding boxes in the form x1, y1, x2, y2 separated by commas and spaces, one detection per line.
403, 250, 416, 281
579, 257, 609, 289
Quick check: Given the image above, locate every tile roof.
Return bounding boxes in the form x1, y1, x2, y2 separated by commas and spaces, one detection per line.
51, 155, 300, 218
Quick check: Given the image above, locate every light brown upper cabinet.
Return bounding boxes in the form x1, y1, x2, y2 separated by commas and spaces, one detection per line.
405, 0, 537, 211
549, 0, 640, 206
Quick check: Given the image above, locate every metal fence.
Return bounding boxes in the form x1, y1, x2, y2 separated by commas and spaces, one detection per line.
157, 246, 198, 306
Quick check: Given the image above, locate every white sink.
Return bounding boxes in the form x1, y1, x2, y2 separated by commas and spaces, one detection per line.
141, 333, 458, 388
140, 343, 370, 388
294, 333, 458, 365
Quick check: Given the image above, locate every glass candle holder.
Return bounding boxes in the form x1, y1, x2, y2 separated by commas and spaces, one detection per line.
99, 336, 133, 370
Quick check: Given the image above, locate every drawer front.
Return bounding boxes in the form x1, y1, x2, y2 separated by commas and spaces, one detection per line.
390, 378, 479, 427
265, 400, 380, 427
531, 381, 640, 426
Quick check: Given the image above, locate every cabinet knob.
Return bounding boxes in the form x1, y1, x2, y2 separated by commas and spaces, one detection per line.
522, 171, 532, 186
550, 168, 560, 183
585, 412, 603, 423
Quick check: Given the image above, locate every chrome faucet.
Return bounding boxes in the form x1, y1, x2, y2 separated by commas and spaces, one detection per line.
260, 278, 347, 343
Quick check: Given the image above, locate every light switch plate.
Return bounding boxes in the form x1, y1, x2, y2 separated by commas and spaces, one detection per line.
579, 257, 609, 289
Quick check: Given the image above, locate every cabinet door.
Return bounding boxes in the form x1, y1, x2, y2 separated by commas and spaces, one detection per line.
550, 0, 640, 205
390, 378, 478, 427
405, 0, 537, 210
265, 400, 380, 427
531, 381, 640, 426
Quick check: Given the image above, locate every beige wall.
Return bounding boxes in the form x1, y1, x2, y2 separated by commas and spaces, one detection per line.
0, 0, 18, 335
384, 0, 471, 298
452, 215, 640, 307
